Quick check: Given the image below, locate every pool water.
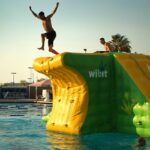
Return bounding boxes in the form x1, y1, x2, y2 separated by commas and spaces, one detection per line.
0, 103, 149, 150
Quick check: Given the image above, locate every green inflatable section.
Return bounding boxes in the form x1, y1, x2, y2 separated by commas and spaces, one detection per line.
62, 53, 149, 135
63, 53, 115, 134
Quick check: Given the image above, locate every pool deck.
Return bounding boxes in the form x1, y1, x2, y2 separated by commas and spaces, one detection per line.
0, 99, 52, 104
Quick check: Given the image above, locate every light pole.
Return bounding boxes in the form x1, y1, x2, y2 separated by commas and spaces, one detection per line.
28, 67, 34, 83
11, 72, 16, 85
28, 78, 32, 99
83, 49, 87, 53
28, 78, 32, 83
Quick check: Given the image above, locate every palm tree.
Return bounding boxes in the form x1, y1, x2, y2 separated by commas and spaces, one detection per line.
110, 34, 131, 53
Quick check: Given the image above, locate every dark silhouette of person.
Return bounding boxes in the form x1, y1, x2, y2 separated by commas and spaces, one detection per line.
29, 2, 59, 54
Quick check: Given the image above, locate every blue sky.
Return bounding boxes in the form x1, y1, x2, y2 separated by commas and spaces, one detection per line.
0, 0, 150, 83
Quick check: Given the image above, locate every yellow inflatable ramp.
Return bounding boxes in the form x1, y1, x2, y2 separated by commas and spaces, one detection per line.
115, 54, 150, 102
33, 54, 88, 134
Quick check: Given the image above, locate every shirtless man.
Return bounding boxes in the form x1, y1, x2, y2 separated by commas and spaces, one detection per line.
29, 2, 59, 54
100, 37, 113, 52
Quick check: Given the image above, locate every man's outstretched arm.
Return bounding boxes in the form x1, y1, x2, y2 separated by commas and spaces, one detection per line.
29, 6, 40, 19
48, 2, 59, 18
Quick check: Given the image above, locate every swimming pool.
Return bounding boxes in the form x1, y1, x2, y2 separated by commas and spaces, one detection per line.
0, 103, 149, 150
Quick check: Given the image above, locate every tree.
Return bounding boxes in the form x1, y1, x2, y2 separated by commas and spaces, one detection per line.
110, 34, 131, 53
20, 80, 28, 86
37, 78, 46, 82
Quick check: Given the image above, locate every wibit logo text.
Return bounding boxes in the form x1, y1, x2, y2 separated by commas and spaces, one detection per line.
88, 63, 108, 78
89, 69, 108, 78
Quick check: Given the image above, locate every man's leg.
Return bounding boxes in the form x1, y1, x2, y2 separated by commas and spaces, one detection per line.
49, 45, 59, 54
48, 30, 59, 54
38, 34, 45, 50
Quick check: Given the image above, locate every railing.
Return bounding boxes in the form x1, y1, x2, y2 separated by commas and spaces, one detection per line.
2, 92, 26, 99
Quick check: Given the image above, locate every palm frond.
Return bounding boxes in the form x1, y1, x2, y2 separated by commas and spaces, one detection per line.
111, 34, 131, 52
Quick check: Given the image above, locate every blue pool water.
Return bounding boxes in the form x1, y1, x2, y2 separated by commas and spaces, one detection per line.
0, 103, 149, 150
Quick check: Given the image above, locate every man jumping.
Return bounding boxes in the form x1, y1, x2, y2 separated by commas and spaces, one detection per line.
29, 2, 59, 54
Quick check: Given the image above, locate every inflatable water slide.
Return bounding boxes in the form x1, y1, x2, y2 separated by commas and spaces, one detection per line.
33, 52, 150, 136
